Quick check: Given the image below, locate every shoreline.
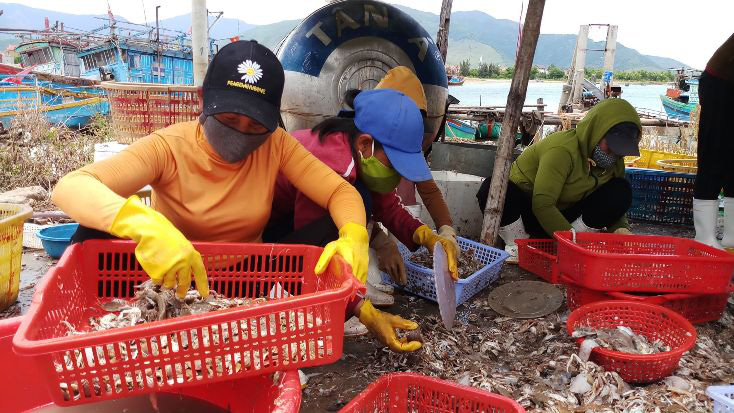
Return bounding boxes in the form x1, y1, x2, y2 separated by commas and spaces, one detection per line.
460, 77, 670, 86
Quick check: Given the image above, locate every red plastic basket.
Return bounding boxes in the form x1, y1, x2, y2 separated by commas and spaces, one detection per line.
516, 239, 558, 283
13, 240, 357, 406
564, 282, 729, 324
338, 373, 526, 413
554, 231, 734, 294
1, 316, 301, 412
566, 301, 697, 383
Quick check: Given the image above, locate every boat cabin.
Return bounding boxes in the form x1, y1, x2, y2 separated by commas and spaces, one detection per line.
15, 41, 82, 77
78, 41, 194, 85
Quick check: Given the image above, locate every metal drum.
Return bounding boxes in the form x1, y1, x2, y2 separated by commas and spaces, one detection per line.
277, 0, 448, 134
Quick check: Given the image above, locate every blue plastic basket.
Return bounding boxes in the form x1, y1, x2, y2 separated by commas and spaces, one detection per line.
707, 385, 734, 413
36, 223, 79, 259
380, 237, 508, 307
625, 167, 695, 226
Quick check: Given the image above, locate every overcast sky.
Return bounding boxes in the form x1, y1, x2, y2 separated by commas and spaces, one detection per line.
11, 0, 733, 68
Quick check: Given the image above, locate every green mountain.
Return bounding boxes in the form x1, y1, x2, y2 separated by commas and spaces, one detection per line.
0, 2, 690, 71
236, 5, 689, 71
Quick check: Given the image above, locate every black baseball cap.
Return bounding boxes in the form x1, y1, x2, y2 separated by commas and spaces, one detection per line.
202, 40, 284, 132
604, 122, 641, 156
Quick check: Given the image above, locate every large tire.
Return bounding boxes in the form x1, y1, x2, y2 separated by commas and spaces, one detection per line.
277, 0, 448, 134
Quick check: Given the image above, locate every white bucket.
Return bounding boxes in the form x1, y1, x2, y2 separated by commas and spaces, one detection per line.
93, 142, 129, 163
415, 171, 485, 239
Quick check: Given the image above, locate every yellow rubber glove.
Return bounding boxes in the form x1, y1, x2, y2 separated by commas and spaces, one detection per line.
438, 225, 460, 258
371, 227, 406, 285
413, 224, 459, 281
315, 222, 369, 283
358, 300, 422, 352
614, 227, 632, 235
109, 196, 209, 299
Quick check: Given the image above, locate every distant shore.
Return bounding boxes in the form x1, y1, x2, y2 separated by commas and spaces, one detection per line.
460, 77, 669, 86
461, 77, 564, 84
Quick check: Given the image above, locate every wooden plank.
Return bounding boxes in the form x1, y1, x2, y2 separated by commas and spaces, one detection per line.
480, 0, 546, 247
436, 0, 453, 62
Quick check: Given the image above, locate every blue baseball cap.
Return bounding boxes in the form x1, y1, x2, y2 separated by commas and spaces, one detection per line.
353, 89, 433, 182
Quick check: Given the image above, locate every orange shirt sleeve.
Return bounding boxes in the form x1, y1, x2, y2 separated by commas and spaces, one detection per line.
51, 134, 170, 231
276, 131, 366, 228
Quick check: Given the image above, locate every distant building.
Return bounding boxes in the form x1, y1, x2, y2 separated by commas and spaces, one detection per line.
3, 45, 19, 65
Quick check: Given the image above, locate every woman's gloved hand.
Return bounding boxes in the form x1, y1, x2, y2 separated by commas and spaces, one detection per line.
358, 300, 422, 352
108, 196, 209, 299
371, 227, 406, 285
438, 225, 460, 257
315, 222, 369, 283
413, 225, 459, 281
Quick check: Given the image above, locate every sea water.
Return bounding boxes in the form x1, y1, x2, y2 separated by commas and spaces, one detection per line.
449, 80, 669, 112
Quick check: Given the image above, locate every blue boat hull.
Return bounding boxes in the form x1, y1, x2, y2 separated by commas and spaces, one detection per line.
0, 99, 109, 128
660, 95, 694, 121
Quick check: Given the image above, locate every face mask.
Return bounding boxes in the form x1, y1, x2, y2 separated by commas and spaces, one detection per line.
201, 114, 270, 163
359, 140, 402, 193
591, 145, 619, 169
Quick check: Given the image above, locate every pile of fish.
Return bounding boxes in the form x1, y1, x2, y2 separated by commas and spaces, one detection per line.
571, 326, 672, 355
81, 281, 264, 331
409, 248, 484, 279
310, 291, 734, 412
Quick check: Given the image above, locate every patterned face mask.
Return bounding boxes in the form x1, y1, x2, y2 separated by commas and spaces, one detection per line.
591, 145, 619, 169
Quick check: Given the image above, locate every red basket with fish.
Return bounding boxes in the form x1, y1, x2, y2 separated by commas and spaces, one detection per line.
516, 239, 559, 283
554, 231, 734, 294
564, 281, 730, 325
566, 301, 697, 383
338, 372, 525, 413
13, 240, 358, 406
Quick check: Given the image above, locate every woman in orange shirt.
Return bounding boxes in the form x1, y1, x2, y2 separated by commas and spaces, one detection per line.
52, 40, 421, 353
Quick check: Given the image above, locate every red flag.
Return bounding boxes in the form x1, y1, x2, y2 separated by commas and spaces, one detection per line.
44, 17, 49, 30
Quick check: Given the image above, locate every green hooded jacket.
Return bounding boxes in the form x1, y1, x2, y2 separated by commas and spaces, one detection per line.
508, 99, 641, 235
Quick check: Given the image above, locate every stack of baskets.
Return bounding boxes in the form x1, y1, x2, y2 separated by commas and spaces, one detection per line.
518, 233, 734, 325
519, 231, 734, 382
625, 149, 698, 226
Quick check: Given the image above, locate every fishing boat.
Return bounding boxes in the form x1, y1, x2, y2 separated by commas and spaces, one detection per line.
448, 75, 464, 86
445, 117, 476, 139
79, 39, 194, 84
6, 18, 198, 85
660, 69, 700, 121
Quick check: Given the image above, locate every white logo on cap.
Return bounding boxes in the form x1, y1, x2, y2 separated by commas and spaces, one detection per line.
238, 60, 263, 84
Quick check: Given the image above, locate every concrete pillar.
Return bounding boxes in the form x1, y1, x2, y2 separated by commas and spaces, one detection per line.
571, 25, 589, 105
192, 0, 209, 86
603, 25, 618, 83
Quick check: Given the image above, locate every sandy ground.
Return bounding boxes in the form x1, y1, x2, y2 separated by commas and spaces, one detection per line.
4, 220, 731, 412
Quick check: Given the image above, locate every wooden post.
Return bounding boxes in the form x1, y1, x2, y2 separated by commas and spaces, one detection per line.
436, 0, 453, 62
480, 0, 546, 247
